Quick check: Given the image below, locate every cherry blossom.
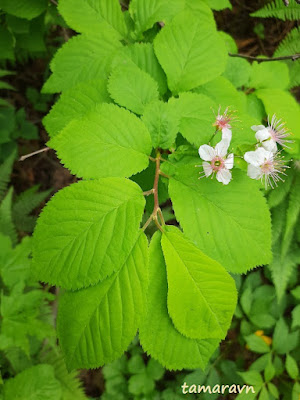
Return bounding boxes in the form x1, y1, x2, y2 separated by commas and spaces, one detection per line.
197, 139, 234, 185
244, 147, 288, 189
252, 114, 293, 153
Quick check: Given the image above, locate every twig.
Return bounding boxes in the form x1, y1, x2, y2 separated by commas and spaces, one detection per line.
19, 147, 50, 162
228, 52, 300, 62
142, 151, 164, 233
50, 0, 58, 6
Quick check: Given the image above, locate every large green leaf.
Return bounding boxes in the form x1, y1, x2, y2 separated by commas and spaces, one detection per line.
3, 364, 61, 400
255, 89, 300, 142
32, 179, 145, 289
142, 100, 179, 149
108, 63, 159, 115
168, 92, 217, 147
58, 0, 127, 38
164, 159, 272, 273
129, 0, 185, 35
57, 233, 148, 369
161, 227, 237, 339
0, 0, 47, 20
194, 76, 247, 112
48, 103, 152, 179
43, 80, 111, 138
139, 232, 220, 371
248, 61, 290, 90
204, 0, 232, 10
112, 43, 167, 95
281, 174, 300, 258
42, 33, 121, 93
154, 11, 227, 93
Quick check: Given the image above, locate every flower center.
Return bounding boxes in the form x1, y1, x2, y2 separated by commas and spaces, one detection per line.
268, 128, 277, 141
215, 116, 230, 130
211, 156, 224, 171
261, 160, 274, 174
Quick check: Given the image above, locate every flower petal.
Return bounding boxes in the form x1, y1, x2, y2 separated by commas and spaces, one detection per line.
262, 139, 277, 153
225, 153, 234, 170
202, 161, 213, 177
215, 139, 229, 158
199, 144, 215, 161
244, 147, 269, 167
251, 124, 265, 132
216, 168, 232, 185
247, 164, 262, 180
255, 127, 271, 142
222, 128, 232, 141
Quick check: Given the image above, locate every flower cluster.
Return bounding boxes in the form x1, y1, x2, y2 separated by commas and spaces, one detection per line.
197, 109, 291, 188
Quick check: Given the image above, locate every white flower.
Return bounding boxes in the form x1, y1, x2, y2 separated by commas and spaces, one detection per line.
213, 106, 235, 142
198, 139, 234, 185
252, 114, 292, 153
244, 147, 288, 189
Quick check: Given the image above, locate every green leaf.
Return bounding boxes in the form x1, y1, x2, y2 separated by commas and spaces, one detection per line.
194, 76, 247, 112
238, 370, 264, 388
264, 360, 275, 381
274, 27, 300, 88
273, 318, 298, 354
129, 0, 185, 35
154, 11, 227, 93
281, 174, 300, 258
0, 149, 15, 201
0, 187, 17, 246
161, 226, 237, 340
1, 236, 32, 288
267, 167, 294, 209
128, 373, 154, 396
245, 334, 271, 354
42, 33, 122, 93
267, 382, 279, 399
258, 386, 270, 400
57, 233, 148, 369
248, 61, 290, 90
146, 359, 165, 381
255, 89, 300, 143
41, 351, 88, 400
0, 26, 14, 61
269, 243, 298, 301
58, 0, 127, 39
112, 43, 167, 95
223, 57, 251, 88
291, 286, 300, 300
292, 383, 300, 400
286, 354, 299, 379
205, 0, 232, 10
166, 163, 271, 273
43, 79, 111, 138
32, 178, 145, 289
139, 232, 220, 371
168, 92, 217, 147
292, 304, 300, 330
142, 100, 179, 149
48, 103, 152, 179
3, 364, 61, 400
0, 0, 47, 20
108, 63, 159, 115
128, 355, 145, 374
251, 0, 300, 21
